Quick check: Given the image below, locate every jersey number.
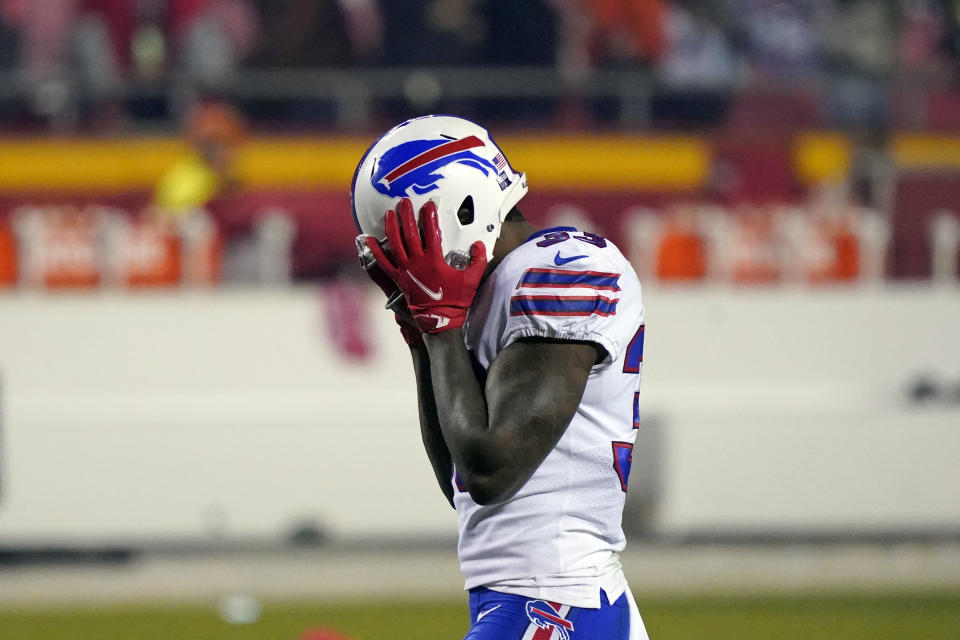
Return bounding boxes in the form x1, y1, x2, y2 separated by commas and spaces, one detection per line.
622, 325, 644, 374
535, 231, 607, 248
615, 325, 644, 491
624, 325, 644, 431
612, 442, 633, 492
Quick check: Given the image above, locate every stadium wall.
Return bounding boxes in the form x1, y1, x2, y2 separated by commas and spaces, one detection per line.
0, 285, 958, 545
3, 133, 958, 279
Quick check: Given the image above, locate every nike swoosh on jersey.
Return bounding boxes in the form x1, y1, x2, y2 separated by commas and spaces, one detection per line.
476, 604, 502, 622
407, 270, 443, 300
554, 252, 589, 266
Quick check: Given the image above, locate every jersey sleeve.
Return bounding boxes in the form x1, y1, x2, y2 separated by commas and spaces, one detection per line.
501, 252, 627, 364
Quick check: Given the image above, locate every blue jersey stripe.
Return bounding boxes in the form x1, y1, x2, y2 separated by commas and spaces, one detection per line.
510, 296, 618, 316
519, 271, 621, 290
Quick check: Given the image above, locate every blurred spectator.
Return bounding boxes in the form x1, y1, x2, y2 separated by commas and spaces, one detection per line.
549, 0, 667, 125
130, 1, 166, 81
586, 0, 668, 66
0, 5, 20, 70
339, 0, 384, 62
379, 0, 485, 66
820, 0, 900, 130
0, 1, 122, 79
169, 0, 259, 90
656, 2, 737, 90
655, 204, 707, 282
155, 100, 246, 215
483, 0, 557, 66
944, 0, 960, 65
732, 0, 822, 80
651, 1, 736, 127
246, 0, 356, 67
552, 0, 667, 80
896, 1, 958, 128
899, 0, 949, 73
0, 0, 133, 122
0, 0, 257, 124
153, 99, 245, 285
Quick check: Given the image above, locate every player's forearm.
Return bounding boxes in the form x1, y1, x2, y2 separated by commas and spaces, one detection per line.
410, 343, 455, 506
422, 330, 508, 503
423, 334, 600, 505
422, 329, 490, 437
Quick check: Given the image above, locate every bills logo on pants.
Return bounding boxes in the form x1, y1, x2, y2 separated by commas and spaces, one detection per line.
524, 600, 574, 640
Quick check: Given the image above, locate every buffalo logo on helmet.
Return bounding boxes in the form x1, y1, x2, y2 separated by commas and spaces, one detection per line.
372, 136, 499, 199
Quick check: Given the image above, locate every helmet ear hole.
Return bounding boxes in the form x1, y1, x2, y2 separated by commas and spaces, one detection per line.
457, 196, 475, 226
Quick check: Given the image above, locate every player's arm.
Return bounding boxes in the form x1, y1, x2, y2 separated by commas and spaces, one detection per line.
364, 197, 596, 505
422, 331, 603, 505
409, 343, 455, 507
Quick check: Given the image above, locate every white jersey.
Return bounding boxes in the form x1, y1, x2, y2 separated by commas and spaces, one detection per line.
456, 226, 645, 609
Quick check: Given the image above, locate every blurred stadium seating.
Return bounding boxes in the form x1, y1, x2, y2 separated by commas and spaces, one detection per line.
0, 1, 957, 286
0, 2, 959, 638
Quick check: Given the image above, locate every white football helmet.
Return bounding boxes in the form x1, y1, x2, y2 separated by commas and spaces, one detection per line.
351, 115, 527, 270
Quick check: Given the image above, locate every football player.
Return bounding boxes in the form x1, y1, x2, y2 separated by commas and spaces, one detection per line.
352, 115, 649, 640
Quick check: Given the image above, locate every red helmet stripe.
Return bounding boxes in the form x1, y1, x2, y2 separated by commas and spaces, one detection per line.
383, 135, 485, 183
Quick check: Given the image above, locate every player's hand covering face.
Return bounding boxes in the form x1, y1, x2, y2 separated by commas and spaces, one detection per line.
364, 198, 487, 333
362, 259, 422, 346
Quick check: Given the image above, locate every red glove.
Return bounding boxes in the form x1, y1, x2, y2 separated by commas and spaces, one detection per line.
362, 261, 423, 346
364, 198, 486, 334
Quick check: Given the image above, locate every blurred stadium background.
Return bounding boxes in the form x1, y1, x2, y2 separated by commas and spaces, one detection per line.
1, 1, 960, 638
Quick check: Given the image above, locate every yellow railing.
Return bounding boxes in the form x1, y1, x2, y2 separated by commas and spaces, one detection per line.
0, 133, 956, 193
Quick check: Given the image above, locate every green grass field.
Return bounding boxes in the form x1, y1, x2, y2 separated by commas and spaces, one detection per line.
2, 592, 959, 640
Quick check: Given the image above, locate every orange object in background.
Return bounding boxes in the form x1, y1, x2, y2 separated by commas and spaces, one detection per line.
808, 219, 860, 284
120, 220, 182, 287
655, 204, 707, 282
657, 230, 707, 281
830, 228, 860, 281
656, 221, 707, 282
0, 221, 17, 286
25, 208, 103, 289
114, 212, 223, 287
